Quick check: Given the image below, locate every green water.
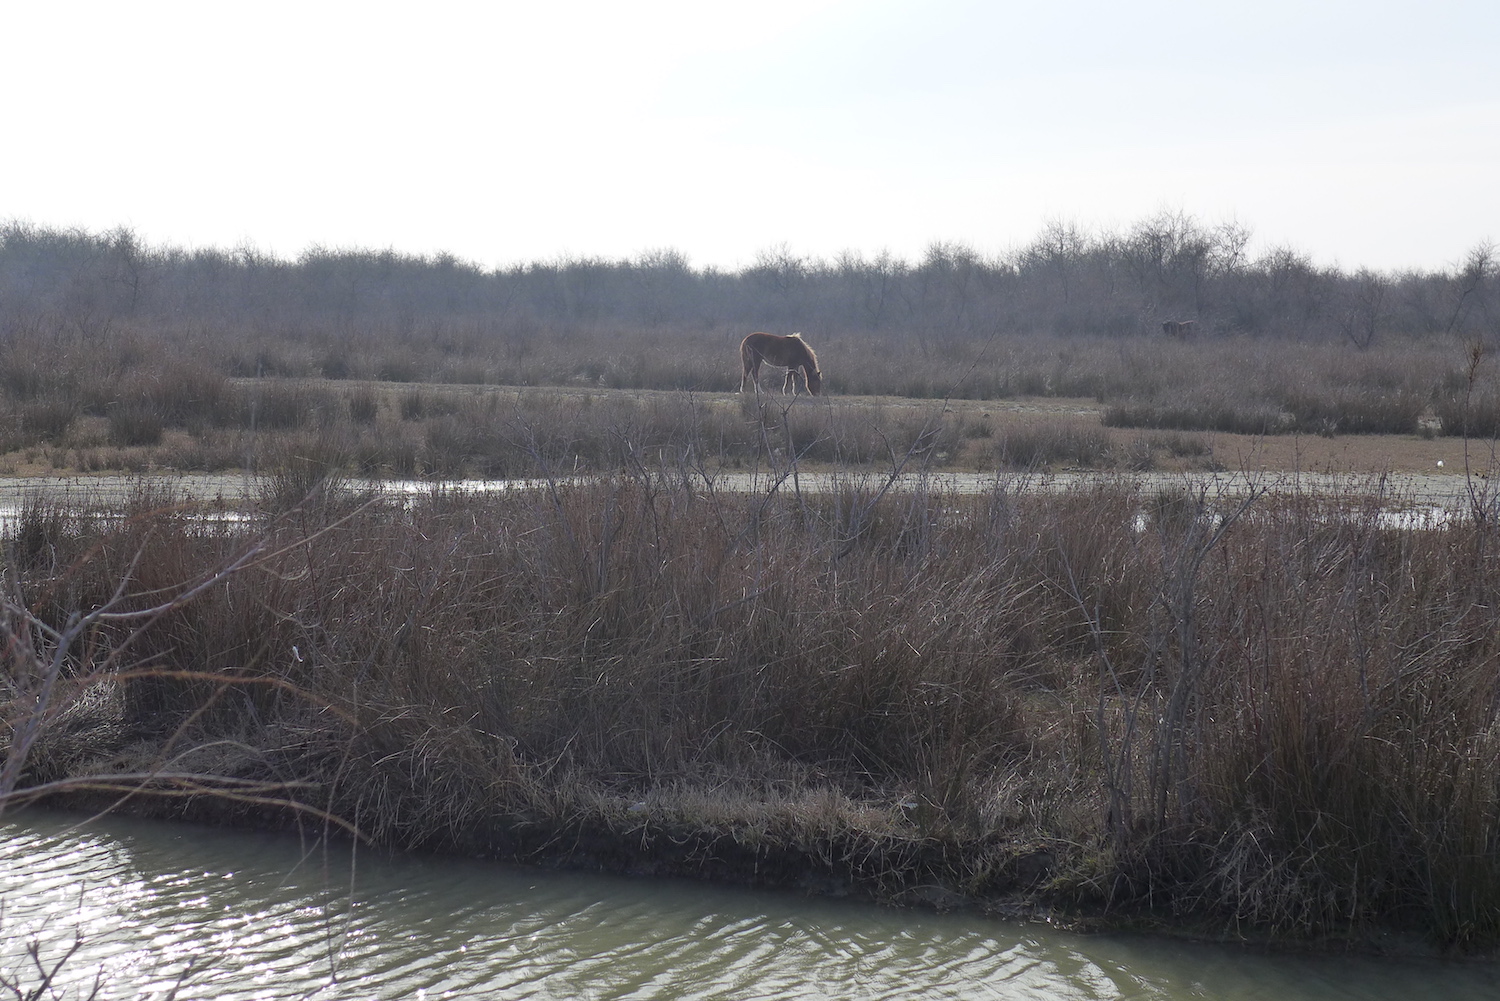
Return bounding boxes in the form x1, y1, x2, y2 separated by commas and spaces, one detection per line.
1, 809, 1495, 1000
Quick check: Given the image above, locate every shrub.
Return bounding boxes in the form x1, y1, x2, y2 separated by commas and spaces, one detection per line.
347, 385, 380, 424
1435, 390, 1500, 438
400, 388, 428, 421
994, 422, 1113, 469
151, 363, 232, 426
107, 403, 164, 446
238, 383, 337, 430
17, 399, 78, 439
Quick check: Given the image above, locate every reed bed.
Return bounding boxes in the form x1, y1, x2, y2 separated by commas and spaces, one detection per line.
3, 469, 1500, 951
4, 382, 1198, 479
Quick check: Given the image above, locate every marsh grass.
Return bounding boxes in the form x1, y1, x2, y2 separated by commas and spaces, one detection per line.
993, 423, 1113, 468
1102, 397, 1294, 436
4, 321, 1494, 472
4, 303, 1500, 947
17, 399, 79, 441
106, 403, 165, 446
1435, 388, 1500, 438
5, 469, 1500, 949
1098, 338, 1462, 438
43, 388, 1079, 480
346, 384, 380, 424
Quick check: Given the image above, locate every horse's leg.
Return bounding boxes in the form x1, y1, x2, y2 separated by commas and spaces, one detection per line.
784, 368, 797, 394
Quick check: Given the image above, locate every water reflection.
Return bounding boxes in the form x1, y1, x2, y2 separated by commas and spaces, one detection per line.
1, 809, 1497, 1000
0, 471, 1479, 542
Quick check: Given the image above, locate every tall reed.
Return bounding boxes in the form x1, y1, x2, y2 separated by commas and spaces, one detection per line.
4, 471, 1499, 948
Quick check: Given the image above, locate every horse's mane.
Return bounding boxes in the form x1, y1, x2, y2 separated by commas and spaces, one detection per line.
789, 332, 818, 370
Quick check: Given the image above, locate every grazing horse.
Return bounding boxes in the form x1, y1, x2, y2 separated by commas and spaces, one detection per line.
739, 332, 823, 396
1161, 319, 1198, 339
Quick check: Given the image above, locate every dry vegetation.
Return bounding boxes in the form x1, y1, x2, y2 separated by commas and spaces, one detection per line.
4, 470, 1500, 951
2, 332, 1498, 481
1, 217, 1498, 481
4, 221, 1500, 953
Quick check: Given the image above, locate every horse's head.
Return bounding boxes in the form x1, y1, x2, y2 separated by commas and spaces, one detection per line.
806, 368, 822, 395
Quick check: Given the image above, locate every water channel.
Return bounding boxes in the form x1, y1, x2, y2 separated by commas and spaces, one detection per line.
2, 808, 1497, 1001
0, 468, 1479, 529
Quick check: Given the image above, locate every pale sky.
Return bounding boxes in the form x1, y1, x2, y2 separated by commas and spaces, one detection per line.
5, 0, 1497, 273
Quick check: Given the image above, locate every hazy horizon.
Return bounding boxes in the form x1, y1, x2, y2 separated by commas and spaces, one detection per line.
5, 0, 1496, 274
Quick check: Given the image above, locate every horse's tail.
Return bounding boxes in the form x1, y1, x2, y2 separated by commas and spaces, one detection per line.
739, 333, 763, 392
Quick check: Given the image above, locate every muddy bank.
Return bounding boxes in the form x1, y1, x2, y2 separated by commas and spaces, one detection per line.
22, 777, 1456, 960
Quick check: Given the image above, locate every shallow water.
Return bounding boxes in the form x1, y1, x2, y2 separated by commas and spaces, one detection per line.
1, 809, 1496, 1001
0, 471, 1476, 549
0, 469, 1479, 528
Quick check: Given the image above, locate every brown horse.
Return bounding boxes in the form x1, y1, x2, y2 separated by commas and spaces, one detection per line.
1161, 319, 1198, 339
739, 332, 823, 396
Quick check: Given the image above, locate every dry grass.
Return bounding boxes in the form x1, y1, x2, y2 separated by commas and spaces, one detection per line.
5, 467, 1500, 950
5, 292, 1500, 950
2, 321, 1496, 482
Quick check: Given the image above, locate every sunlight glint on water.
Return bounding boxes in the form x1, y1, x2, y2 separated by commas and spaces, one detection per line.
2, 810, 1498, 1000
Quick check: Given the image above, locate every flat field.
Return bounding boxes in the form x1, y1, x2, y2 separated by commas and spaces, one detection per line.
1, 378, 1491, 481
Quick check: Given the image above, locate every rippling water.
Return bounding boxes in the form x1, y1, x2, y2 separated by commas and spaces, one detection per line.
2, 809, 1497, 1000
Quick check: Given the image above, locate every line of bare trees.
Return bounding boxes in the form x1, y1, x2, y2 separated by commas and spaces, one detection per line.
0, 214, 1494, 349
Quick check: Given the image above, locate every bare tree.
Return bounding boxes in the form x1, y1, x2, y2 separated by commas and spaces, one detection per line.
1340, 268, 1389, 350
1446, 240, 1496, 336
